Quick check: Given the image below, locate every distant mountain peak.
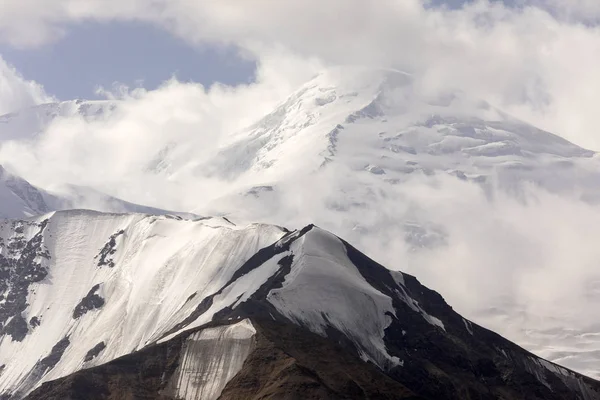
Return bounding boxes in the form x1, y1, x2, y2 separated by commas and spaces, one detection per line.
0, 164, 183, 219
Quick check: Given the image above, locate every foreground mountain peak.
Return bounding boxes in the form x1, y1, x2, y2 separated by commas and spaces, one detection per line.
0, 210, 598, 399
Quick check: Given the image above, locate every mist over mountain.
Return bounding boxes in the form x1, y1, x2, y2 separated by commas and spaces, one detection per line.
0, 64, 599, 399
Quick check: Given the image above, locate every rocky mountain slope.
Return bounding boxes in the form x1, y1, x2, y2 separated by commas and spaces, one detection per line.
0, 210, 598, 399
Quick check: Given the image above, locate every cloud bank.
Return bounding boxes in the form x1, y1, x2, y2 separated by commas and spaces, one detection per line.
1, 0, 600, 148
0, 56, 53, 115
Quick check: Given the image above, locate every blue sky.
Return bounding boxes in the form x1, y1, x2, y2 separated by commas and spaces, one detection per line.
0, 21, 255, 100
0, 0, 486, 101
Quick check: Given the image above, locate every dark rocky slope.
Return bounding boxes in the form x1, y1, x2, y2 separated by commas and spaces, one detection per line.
23, 228, 600, 400
27, 318, 419, 400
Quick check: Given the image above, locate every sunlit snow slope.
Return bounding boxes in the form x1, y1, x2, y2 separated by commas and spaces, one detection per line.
162, 67, 597, 207
0, 211, 284, 397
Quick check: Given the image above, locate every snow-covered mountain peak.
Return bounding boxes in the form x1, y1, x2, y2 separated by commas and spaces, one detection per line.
303, 66, 411, 99
1, 210, 598, 399
174, 67, 411, 182
171, 66, 597, 222
173, 65, 593, 190
0, 210, 287, 397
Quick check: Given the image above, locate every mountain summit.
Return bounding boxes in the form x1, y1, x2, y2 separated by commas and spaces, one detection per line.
167, 66, 594, 184
0, 211, 598, 399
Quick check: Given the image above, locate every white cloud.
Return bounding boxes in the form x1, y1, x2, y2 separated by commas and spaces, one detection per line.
1, 1, 600, 149
0, 56, 53, 114
537, 0, 600, 21
0, 51, 321, 203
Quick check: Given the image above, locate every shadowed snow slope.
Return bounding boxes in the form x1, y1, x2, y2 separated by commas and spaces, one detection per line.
0, 210, 598, 399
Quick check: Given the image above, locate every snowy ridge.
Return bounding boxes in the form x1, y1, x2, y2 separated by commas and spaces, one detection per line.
268, 227, 402, 369
0, 211, 285, 397
0, 210, 597, 399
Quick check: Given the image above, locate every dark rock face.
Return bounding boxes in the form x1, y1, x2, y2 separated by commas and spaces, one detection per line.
16, 225, 600, 400
72, 284, 105, 319
84, 342, 106, 363
96, 230, 124, 268
26, 319, 420, 400
29, 317, 40, 328
8, 336, 73, 399
246, 185, 274, 197
26, 332, 186, 400
39, 337, 71, 372
219, 318, 421, 400
0, 220, 50, 342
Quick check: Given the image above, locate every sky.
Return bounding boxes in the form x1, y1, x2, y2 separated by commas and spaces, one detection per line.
0, 0, 486, 100
0, 0, 554, 101
0, 21, 255, 100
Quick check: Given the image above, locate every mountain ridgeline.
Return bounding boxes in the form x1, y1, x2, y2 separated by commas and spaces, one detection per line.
0, 211, 597, 399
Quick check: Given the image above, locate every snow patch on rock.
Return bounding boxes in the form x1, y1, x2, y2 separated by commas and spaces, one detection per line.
166, 319, 256, 400
268, 227, 400, 369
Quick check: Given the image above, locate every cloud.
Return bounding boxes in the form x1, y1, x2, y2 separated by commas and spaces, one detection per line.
1, 1, 600, 149
0, 51, 322, 203
0, 54, 599, 380
0, 56, 53, 115
537, 0, 600, 21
